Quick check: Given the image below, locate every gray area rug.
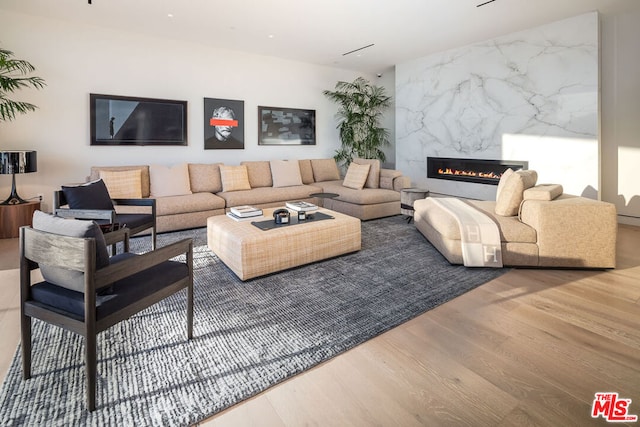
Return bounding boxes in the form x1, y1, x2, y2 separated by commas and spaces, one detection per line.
0, 215, 508, 426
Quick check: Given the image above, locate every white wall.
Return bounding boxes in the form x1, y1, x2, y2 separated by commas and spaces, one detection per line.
396, 13, 599, 200
0, 11, 369, 211
600, 6, 640, 226
393, 5, 640, 224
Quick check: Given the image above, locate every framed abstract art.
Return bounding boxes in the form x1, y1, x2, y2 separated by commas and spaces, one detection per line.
204, 98, 245, 149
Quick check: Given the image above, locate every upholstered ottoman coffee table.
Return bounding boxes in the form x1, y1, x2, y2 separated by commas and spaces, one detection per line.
207, 207, 361, 280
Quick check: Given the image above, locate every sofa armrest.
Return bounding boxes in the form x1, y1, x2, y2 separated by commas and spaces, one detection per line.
380, 169, 410, 192
519, 194, 617, 268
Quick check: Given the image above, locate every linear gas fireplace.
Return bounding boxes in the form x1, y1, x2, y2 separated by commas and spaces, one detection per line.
427, 157, 528, 185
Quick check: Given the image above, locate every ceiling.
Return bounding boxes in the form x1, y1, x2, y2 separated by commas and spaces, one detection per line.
0, 0, 636, 74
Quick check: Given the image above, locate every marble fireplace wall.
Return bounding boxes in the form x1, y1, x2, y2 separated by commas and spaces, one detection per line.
396, 12, 599, 200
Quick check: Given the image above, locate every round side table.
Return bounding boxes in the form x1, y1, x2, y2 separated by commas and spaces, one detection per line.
401, 188, 429, 223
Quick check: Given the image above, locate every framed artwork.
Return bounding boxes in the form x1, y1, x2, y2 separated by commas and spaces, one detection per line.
90, 94, 187, 146
204, 98, 244, 149
258, 106, 316, 145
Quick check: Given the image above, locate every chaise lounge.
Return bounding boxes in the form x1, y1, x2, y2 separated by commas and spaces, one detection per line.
413, 169, 617, 268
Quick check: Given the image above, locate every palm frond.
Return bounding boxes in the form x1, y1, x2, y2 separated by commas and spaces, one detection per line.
324, 77, 391, 167
0, 46, 46, 122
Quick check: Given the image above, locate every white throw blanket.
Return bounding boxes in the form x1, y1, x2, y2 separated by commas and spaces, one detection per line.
431, 198, 503, 267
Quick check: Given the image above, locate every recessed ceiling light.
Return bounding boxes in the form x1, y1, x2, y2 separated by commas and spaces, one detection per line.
268, 34, 275, 39
167, 13, 174, 18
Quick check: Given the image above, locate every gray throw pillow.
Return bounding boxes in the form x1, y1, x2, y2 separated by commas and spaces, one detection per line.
32, 210, 110, 293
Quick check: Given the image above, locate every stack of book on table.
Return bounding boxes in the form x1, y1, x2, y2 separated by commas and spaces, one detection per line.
285, 201, 318, 212
227, 205, 264, 222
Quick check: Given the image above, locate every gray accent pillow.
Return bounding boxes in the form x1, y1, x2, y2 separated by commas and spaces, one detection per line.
32, 210, 110, 293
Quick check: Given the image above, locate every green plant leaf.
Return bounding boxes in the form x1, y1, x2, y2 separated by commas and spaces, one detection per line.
324, 77, 391, 167
0, 47, 46, 122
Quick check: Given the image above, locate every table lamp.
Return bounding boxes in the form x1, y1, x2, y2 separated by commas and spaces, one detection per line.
0, 150, 38, 205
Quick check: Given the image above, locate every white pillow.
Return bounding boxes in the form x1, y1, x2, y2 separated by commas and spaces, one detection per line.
270, 160, 303, 188
149, 163, 192, 197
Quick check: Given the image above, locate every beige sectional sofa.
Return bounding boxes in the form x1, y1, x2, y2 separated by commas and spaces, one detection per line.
88, 158, 410, 233
413, 170, 617, 268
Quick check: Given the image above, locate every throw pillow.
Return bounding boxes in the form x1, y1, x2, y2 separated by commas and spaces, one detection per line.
270, 160, 303, 188
188, 163, 223, 193
99, 169, 143, 199
90, 166, 150, 198
220, 165, 252, 192
495, 169, 538, 216
149, 163, 193, 197
353, 158, 381, 188
343, 162, 371, 190
311, 159, 341, 182
62, 179, 114, 210
495, 168, 514, 202
32, 210, 110, 293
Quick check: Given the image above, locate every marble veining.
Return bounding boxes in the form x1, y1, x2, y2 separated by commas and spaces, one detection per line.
396, 12, 598, 199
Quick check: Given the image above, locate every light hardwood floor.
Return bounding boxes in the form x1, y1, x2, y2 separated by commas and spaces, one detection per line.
1, 225, 639, 426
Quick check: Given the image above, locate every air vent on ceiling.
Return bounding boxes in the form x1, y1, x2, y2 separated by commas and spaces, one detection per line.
342, 44, 375, 56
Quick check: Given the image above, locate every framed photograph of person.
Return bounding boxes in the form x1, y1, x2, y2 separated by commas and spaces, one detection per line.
204, 98, 244, 149
258, 106, 316, 145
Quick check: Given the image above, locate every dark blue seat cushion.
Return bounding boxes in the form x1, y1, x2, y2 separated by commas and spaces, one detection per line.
96, 213, 153, 231
30, 253, 189, 320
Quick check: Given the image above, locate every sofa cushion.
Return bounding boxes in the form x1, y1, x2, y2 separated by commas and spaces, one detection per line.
188, 163, 223, 193
90, 165, 150, 198
311, 159, 340, 182
99, 169, 143, 199
353, 158, 380, 188
241, 161, 272, 188
321, 180, 401, 205
32, 210, 110, 293
62, 179, 114, 210
495, 170, 538, 217
218, 185, 323, 207
413, 198, 536, 244
155, 192, 226, 216
343, 162, 371, 190
220, 165, 251, 192
150, 163, 192, 197
298, 159, 315, 184
523, 184, 563, 201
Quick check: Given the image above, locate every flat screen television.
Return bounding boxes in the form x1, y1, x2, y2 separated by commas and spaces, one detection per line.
90, 94, 188, 146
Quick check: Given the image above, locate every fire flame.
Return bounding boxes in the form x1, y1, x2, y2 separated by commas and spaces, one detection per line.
437, 167, 502, 180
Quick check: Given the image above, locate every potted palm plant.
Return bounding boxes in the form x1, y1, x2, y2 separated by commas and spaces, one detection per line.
0, 47, 46, 122
323, 76, 391, 167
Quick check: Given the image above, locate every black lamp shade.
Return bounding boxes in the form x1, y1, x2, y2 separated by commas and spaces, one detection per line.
0, 151, 37, 174
1, 151, 38, 204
